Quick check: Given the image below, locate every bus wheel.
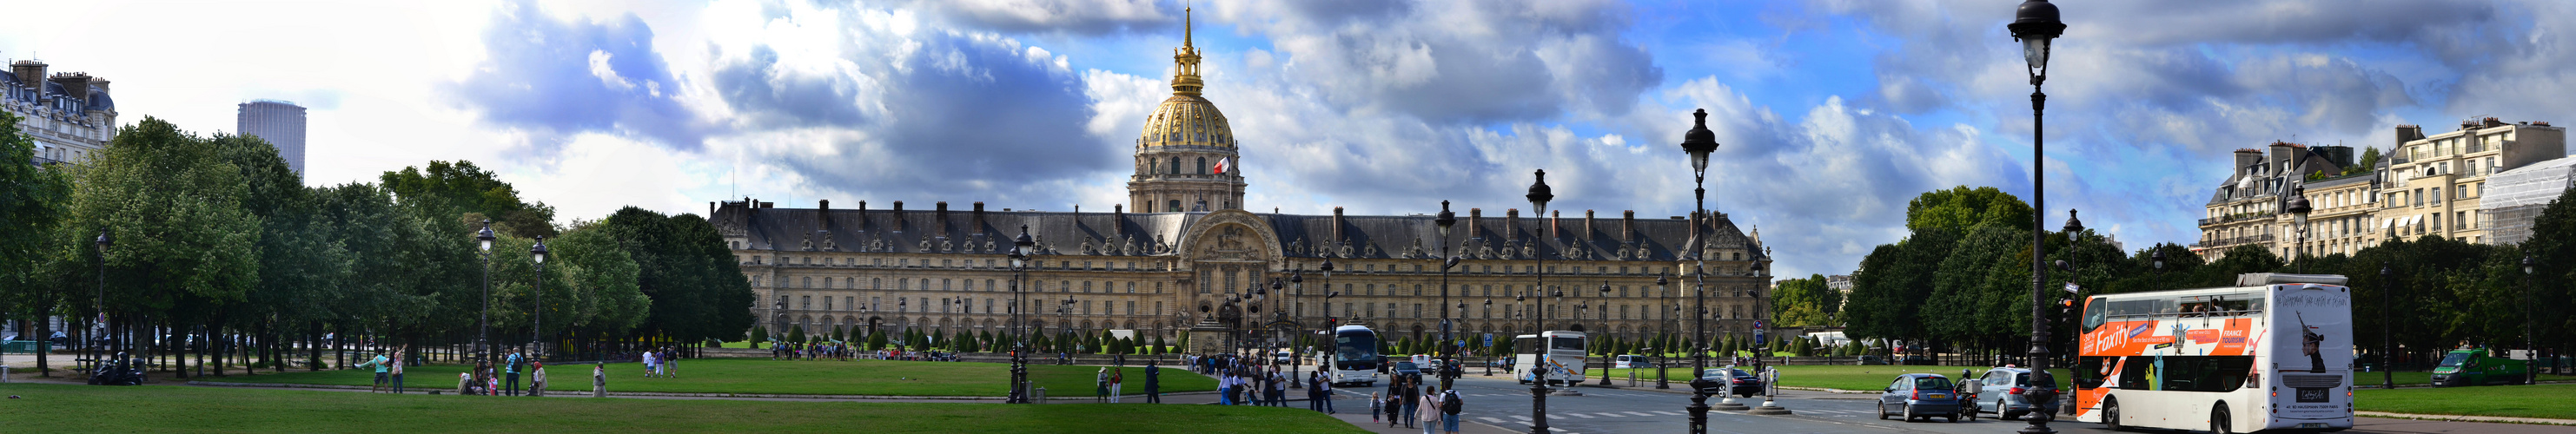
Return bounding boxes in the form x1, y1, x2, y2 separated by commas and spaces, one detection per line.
2102, 398, 2124, 431
2209, 403, 2230, 434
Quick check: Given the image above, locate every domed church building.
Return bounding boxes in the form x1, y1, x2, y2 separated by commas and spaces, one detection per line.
712, 10, 1773, 352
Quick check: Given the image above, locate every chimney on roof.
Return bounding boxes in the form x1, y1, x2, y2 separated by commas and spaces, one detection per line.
709, 201, 716, 217
2396, 124, 2426, 143
893, 201, 904, 213
936, 201, 950, 234
9, 61, 44, 94
1583, 210, 1595, 242
2234, 148, 2263, 180
1113, 204, 1126, 239
1550, 210, 1561, 240
759, 201, 773, 208
1469, 208, 1484, 241
972, 202, 986, 235
1506, 208, 1520, 241
818, 200, 832, 231
1621, 210, 1634, 243
1332, 207, 1345, 243
857, 201, 869, 231
2486, 117, 2506, 128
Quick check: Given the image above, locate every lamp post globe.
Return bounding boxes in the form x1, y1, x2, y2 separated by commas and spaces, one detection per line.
2288, 187, 2313, 273
2009, 2, 2067, 433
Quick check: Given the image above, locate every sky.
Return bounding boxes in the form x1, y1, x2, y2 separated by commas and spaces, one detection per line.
7, 0, 2573, 280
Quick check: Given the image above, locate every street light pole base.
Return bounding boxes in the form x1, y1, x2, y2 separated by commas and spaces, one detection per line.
1747, 405, 1791, 416
1710, 398, 1750, 411
1547, 388, 1584, 397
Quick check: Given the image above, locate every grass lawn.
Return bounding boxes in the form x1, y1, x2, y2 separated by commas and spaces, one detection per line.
0, 383, 1359, 433
2358, 384, 2576, 420
223, 358, 1215, 397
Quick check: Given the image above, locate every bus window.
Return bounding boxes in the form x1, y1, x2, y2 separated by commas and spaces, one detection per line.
2159, 356, 2255, 392
1551, 337, 1586, 352
2082, 298, 2108, 332
2118, 356, 2154, 390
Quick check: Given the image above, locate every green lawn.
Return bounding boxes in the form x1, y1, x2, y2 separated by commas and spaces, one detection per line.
222, 358, 1215, 397
0, 383, 1358, 433
2358, 384, 2576, 420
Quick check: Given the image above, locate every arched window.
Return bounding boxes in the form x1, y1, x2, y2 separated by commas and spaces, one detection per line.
1169, 200, 1182, 213
1196, 157, 1207, 174
1170, 157, 1181, 174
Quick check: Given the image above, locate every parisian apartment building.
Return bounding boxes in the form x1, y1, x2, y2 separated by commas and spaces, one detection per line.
2195, 118, 2568, 260
4, 59, 117, 165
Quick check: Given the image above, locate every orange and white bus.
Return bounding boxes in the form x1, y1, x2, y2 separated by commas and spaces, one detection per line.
2071, 273, 2354, 433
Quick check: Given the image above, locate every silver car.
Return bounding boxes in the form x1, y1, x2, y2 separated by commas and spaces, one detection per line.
1974, 367, 2060, 420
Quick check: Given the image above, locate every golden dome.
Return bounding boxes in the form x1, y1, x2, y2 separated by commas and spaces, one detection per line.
1138, 95, 1234, 148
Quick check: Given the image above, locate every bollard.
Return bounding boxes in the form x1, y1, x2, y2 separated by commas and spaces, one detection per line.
1035, 387, 1047, 404
1687, 391, 1711, 434
3, 365, 10, 383
1747, 367, 1791, 415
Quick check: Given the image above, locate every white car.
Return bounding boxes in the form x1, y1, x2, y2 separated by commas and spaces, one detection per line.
1613, 354, 1653, 369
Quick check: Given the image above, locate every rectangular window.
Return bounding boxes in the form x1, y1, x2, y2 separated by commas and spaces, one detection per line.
1126, 301, 1135, 316
824, 297, 832, 310
800, 296, 811, 309
1156, 301, 1163, 315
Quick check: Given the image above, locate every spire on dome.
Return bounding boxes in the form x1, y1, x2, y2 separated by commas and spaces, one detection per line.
1170, 6, 1204, 95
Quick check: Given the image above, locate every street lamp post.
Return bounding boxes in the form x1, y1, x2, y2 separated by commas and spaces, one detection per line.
2524, 255, 2535, 386
1291, 270, 1305, 385
2009, 1, 2069, 432
1009, 226, 1034, 403
2381, 264, 2395, 390
93, 230, 110, 374
474, 220, 495, 372
531, 236, 549, 358
2288, 187, 2313, 273
1656, 273, 1671, 389
2152, 248, 2168, 291
1525, 168, 1557, 433
1676, 108, 1723, 434
1435, 201, 1459, 390
1597, 281, 1613, 385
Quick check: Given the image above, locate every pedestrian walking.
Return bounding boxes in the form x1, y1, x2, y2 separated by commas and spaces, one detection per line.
354, 350, 391, 393
1144, 360, 1162, 404
1439, 385, 1464, 434
663, 347, 679, 378
1307, 372, 1324, 411
1417, 385, 1441, 434
642, 350, 659, 378
1218, 369, 1235, 405
1369, 391, 1384, 423
504, 348, 524, 396
1319, 372, 1335, 413
1399, 379, 1420, 429
592, 362, 607, 398
1109, 367, 1124, 403
1383, 391, 1402, 427
1095, 367, 1109, 403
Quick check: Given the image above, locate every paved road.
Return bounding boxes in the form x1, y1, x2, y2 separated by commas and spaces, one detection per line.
1334, 373, 2575, 434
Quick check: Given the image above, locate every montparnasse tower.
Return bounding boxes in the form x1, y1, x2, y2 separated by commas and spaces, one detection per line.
1129, 7, 1244, 213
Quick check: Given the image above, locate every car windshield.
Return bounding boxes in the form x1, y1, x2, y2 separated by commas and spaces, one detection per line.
1396, 362, 1419, 371
1912, 377, 1953, 391
2437, 352, 2474, 368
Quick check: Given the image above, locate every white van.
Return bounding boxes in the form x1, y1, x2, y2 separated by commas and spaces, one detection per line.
1613, 354, 1654, 369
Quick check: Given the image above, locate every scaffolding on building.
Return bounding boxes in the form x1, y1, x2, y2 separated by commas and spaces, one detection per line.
2479, 157, 2576, 245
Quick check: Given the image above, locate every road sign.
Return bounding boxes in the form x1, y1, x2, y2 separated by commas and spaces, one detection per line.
1753, 319, 1765, 329
2063, 282, 2081, 293
1483, 333, 1493, 347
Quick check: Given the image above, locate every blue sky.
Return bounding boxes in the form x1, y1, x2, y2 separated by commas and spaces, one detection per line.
7, 0, 2571, 280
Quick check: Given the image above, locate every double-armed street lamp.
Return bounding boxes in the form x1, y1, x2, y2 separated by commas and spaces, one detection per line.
2009, 1, 2069, 432
1009, 226, 1035, 403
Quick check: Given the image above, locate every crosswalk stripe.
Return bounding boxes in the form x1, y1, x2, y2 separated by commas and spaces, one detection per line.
1623, 411, 1659, 417
1650, 411, 1682, 416
1512, 415, 1533, 421
1546, 414, 1565, 419
1572, 413, 1595, 418
1599, 412, 1626, 418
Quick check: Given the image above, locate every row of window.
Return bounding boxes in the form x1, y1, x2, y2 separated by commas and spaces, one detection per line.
738, 252, 1756, 278
777, 293, 1169, 317
1329, 302, 1762, 320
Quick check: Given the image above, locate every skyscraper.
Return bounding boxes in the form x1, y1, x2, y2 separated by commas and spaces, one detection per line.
237, 99, 306, 176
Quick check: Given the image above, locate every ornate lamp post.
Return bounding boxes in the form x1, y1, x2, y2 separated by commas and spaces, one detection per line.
2152, 248, 2168, 291
530, 236, 549, 358
1291, 269, 1306, 384
1597, 281, 1614, 385
1008, 226, 1034, 402
2008, 1, 2069, 432
1434, 201, 1460, 390
1525, 168, 1558, 433
2380, 264, 2394, 390
1656, 273, 1671, 389
2288, 187, 2313, 273
474, 220, 495, 369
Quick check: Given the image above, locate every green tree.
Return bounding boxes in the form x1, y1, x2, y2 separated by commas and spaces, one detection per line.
1903, 186, 2034, 233
750, 326, 768, 345
60, 117, 262, 358
0, 112, 71, 375
379, 161, 557, 238
2345, 147, 2382, 176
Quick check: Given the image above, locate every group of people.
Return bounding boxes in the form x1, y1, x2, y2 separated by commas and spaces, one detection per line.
353, 347, 407, 394
447, 347, 549, 397
1088, 361, 1164, 403
770, 341, 960, 362
1371, 374, 1465, 434
641, 346, 679, 378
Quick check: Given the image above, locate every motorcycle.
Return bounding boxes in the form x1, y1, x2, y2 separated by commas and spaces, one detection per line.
87, 352, 146, 386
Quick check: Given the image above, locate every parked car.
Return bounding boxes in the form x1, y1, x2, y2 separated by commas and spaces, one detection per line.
1394, 361, 1424, 378
1900, 355, 1935, 365
1695, 367, 1764, 398
1974, 367, 2060, 420
1275, 350, 1294, 365
1877, 373, 1961, 423
1858, 355, 1889, 365
1613, 354, 1653, 369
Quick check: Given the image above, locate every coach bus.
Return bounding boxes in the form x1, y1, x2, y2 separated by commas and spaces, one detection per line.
2071, 273, 2354, 433
1328, 325, 1384, 386
1513, 331, 1589, 386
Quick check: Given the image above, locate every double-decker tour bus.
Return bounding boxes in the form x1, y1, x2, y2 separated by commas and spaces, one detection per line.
1328, 325, 1384, 386
2072, 273, 2354, 433
1513, 331, 1589, 386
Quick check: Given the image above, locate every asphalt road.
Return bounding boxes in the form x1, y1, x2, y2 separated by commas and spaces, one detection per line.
1332, 372, 2573, 434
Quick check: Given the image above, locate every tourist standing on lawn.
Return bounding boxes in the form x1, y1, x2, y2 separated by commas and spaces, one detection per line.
529, 360, 547, 397
1094, 367, 1109, 403
354, 350, 391, 393
1144, 360, 1162, 404
1109, 367, 1124, 403
592, 362, 607, 398
389, 348, 407, 394
662, 347, 679, 378
642, 349, 659, 378
504, 348, 525, 396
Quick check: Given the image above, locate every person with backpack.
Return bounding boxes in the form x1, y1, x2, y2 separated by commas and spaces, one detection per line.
504, 348, 524, 396
1439, 385, 1465, 434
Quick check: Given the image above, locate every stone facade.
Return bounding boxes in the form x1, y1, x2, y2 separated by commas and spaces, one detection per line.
4, 59, 117, 165
2194, 118, 2567, 260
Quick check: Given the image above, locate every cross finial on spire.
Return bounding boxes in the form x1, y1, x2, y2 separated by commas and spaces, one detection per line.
1185, 6, 1194, 49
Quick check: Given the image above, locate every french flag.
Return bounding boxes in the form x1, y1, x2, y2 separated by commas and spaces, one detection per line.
1213, 158, 1230, 174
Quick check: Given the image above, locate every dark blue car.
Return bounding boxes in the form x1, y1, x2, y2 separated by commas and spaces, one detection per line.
1877, 373, 1961, 423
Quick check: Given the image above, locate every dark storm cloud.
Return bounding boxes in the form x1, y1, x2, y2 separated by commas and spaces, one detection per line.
448, 1, 704, 152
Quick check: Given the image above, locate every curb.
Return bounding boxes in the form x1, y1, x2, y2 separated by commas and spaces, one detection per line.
2356, 411, 2576, 426
184, 381, 1218, 401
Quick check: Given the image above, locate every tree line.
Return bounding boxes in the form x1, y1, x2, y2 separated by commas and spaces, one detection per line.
0, 115, 754, 378
1840, 185, 2576, 367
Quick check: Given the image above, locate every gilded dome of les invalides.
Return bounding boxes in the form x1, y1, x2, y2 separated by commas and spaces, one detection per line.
1136, 8, 1232, 150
